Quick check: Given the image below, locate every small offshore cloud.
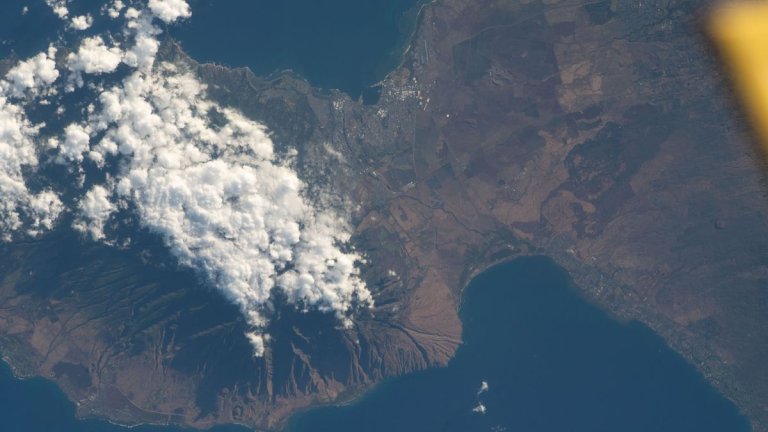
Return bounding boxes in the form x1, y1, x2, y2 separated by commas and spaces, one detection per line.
471, 380, 489, 414
472, 403, 487, 415
0, 0, 372, 356
477, 380, 489, 396
106, 1, 126, 19
45, 0, 69, 19
70, 15, 94, 31
147, 0, 191, 23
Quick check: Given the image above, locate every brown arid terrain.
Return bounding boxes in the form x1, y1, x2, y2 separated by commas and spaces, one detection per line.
1, 0, 768, 430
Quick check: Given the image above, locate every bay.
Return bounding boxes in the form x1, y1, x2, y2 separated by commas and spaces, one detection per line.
0, 251, 752, 431
171, 0, 426, 98
286, 257, 751, 432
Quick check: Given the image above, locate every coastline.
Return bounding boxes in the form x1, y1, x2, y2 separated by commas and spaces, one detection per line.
0, 0, 766, 430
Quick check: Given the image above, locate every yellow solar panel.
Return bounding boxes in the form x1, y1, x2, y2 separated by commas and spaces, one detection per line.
710, 2, 768, 151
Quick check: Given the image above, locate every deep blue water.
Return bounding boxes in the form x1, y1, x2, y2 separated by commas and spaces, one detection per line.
0, 2, 61, 59
287, 257, 751, 432
171, 0, 426, 98
0, 256, 752, 432
0, 1, 122, 60
0, 361, 248, 432
0, 0, 424, 99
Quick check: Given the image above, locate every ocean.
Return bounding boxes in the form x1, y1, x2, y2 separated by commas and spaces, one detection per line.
0, 361, 247, 432
0, 257, 750, 432
286, 257, 750, 432
171, 0, 428, 99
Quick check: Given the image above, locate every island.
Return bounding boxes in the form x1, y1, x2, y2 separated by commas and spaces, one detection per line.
1, 0, 767, 431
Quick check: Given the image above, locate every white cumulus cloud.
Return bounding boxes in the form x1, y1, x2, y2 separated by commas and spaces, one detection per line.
70, 15, 94, 31
78, 61, 371, 355
107, 1, 126, 19
472, 403, 487, 414
0, 0, 372, 356
67, 36, 123, 84
55, 123, 92, 164
2, 46, 59, 98
0, 93, 63, 240
148, 0, 191, 23
46, 0, 69, 19
73, 185, 116, 240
